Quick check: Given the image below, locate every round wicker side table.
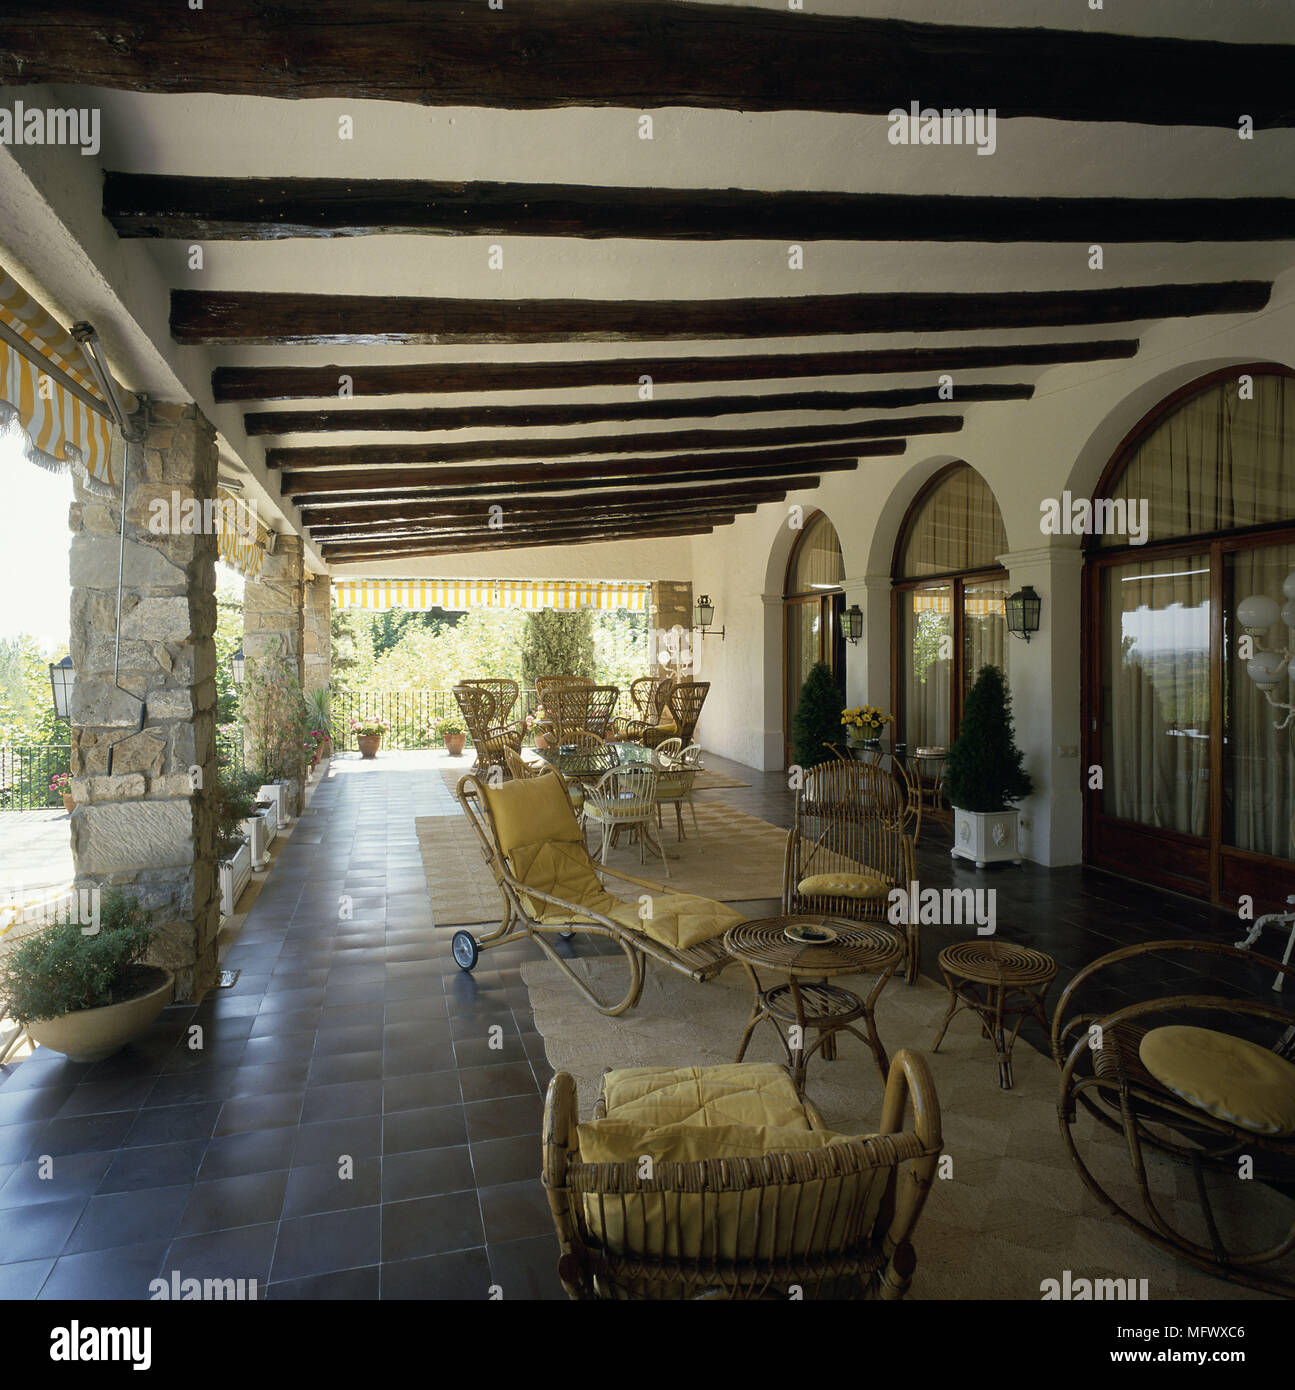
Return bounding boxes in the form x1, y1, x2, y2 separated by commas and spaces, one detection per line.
932, 939, 1057, 1090
724, 916, 904, 1093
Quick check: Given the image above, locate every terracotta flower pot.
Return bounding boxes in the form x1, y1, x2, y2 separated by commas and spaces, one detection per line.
61, 793, 76, 813
357, 734, 381, 759
443, 733, 467, 757
534, 731, 552, 751
27, 966, 174, 1063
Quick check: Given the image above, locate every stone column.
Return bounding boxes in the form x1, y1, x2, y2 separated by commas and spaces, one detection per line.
301, 573, 332, 699
649, 579, 694, 681
67, 400, 220, 1003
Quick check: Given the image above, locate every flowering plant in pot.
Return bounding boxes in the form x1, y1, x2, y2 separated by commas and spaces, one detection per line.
351, 717, 389, 759
525, 706, 553, 750
49, 772, 75, 813
437, 712, 468, 757
304, 687, 333, 756
0, 888, 172, 1062
841, 704, 891, 748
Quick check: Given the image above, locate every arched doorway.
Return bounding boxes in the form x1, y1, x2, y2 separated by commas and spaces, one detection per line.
891, 463, 1010, 751
1083, 365, 1295, 909
783, 511, 845, 766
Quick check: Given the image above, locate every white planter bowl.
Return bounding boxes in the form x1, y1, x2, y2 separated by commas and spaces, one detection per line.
27, 967, 174, 1063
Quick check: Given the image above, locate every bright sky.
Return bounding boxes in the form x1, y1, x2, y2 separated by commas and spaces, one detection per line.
0, 426, 73, 654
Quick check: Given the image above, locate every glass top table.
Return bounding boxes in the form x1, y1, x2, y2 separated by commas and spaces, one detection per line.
532, 740, 654, 783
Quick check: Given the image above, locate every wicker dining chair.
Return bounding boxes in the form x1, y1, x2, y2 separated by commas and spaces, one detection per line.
453, 770, 743, 1014
621, 676, 675, 742
453, 682, 525, 777
890, 755, 924, 844
542, 1050, 943, 1300
1052, 939, 1295, 1296
783, 761, 918, 984
663, 680, 710, 747
583, 765, 669, 875
653, 743, 704, 845
536, 674, 594, 708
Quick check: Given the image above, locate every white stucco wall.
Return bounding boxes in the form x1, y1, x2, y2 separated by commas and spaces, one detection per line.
691, 266, 1295, 865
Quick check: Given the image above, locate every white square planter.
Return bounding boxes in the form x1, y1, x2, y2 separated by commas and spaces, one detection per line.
258, 782, 294, 825
219, 839, 252, 917
950, 806, 1023, 868
242, 803, 277, 868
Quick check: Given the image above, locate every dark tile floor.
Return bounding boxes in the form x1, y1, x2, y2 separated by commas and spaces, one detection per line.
0, 749, 1276, 1300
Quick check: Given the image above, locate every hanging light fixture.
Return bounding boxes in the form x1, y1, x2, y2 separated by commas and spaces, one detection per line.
1005, 585, 1042, 642
48, 655, 75, 720
692, 594, 725, 641
844, 604, 864, 646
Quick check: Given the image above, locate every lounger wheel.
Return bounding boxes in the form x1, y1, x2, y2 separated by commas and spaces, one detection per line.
559, 929, 574, 939
452, 930, 479, 971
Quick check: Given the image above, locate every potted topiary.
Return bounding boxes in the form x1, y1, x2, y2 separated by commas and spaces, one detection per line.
438, 712, 468, 757
352, 717, 388, 759
0, 888, 172, 1062
943, 664, 1033, 868
791, 661, 843, 769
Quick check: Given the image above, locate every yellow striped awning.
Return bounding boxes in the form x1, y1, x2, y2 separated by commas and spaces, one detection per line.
333, 579, 649, 613
909, 591, 1005, 617
0, 264, 115, 487
214, 486, 265, 579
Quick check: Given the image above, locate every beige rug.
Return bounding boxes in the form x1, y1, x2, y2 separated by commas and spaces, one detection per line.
521, 955, 1291, 1301
417, 800, 786, 925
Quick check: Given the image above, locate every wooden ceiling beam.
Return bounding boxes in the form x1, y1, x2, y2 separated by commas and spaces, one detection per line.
104, 174, 1295, 243
281, 445, 884, 497
246, 384, 1027, 436
173, 283, 1269, 346
267, 419, 953, 472
212, 341, 1139, 401
3, 3, 1289, 127
309, 503, 761, 542
322, 520, 724, 562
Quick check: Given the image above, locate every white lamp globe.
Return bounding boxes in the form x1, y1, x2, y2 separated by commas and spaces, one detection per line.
1237, 594, 1281, 631
1247, 651, 1287, 687
1283, 572, 1295, 601
1283, 601, 1295, 630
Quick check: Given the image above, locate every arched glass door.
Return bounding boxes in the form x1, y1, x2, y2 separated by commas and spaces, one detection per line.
783, 512, 845, 766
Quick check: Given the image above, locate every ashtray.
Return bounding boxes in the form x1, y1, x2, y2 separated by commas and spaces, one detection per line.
784, 923, 838, 945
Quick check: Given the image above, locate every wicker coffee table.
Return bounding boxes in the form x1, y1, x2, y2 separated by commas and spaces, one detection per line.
932, 939, 1057, 1089
724, 916, 904, 1092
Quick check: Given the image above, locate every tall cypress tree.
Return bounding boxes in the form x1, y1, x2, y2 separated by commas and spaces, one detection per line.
943, 664, 1033, 811
792, 661, 842, 769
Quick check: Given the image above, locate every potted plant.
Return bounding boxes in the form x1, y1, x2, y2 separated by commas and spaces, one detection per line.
0, 888, 172, 1062
49, 772, 74, 813
213, 765, 257, 916
526, 706, 552, 750
437, 712, 468, 757
352, 717, 388, 759
791, 661, 843, 769
943, 664, 1033, 868
305, 687, 333, 757
841, 704, 891, 751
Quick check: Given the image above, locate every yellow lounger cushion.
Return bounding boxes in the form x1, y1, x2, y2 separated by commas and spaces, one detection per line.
599, 1063, 811, 1130
798, 872, 891, 900
610, 894, 745, 952
1139, 1025, 1295, 1137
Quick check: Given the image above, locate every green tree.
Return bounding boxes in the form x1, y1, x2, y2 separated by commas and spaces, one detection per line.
519, 610, 597, 686
792, 661, 842, 769
214, 580, 243, 726
942, 664, 1033, 812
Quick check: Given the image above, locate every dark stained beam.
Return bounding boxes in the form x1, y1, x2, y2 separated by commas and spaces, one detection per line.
3, 3, 1290, 127
301, 480, 803, 528
281, 444, 894, 497
104, 174, 1295, 243
246, 384, 1027, 437
309, 503, 761, 542
173, 283, 1270, 346
268, 419, 955, 472
323, 521, 723, 562
213, 340, 1139, 401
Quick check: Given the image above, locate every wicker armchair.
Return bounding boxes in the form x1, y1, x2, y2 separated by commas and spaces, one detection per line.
663, 680, 709, 746
453, 682, 525, 776
536, 675, 593, 709
537, 684, 620, 744
620, 676, 674, 742
453, 770, 744, 1015
783, 761, 918, 984
542, 1050, 943, 1300
1053, 939, 1295, 1296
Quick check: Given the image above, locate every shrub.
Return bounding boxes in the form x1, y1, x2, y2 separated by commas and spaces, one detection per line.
212, 765, 258, 859
943, 664, 1033, 812
0, 889, 156, 1024
792, 661, 843, 769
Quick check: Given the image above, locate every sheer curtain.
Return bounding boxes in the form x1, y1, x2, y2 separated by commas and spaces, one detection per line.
1228, 544, 1295, 860
1103, 556, 1211, 836
903, 587, 952, 747
900, 466, 1007, 577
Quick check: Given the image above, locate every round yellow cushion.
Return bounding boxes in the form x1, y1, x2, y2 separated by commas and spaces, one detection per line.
1139, 1025, 1295, 1137
797, 872, 891, 901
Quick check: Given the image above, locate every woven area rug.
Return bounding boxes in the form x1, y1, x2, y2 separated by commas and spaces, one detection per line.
417, 801, 787, 925
520, 954, 1291, 1301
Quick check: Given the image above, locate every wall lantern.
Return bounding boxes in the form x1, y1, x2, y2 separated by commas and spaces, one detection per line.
48, 655, 75, 720
1006, 585, 1042, 643
844, 604, 864, 646
231, 647, 246, 686
693, 595, 725, 641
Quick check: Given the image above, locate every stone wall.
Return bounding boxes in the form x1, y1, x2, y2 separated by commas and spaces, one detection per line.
649, 579, 694, 681
67, 400, 220, 1003
301, 573, 331, 698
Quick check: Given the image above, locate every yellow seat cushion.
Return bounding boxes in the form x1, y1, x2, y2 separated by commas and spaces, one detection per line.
600, 1063, 812, 1130
655, 716, 678, 734
798, 872, 891, 901
1139, 1026, 1295, 1137
483, 771, 583, 853
609, 894, 745, 952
